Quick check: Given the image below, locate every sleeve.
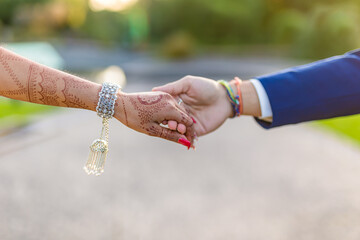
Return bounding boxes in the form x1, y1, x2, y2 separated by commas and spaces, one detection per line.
250, 79, 273, 121
254, 49, 360, 129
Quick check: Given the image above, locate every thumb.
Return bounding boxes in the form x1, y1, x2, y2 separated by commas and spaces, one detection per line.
152, 77, 189, 96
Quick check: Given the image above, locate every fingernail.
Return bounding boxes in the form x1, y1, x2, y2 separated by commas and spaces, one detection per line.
191, 117, 197, 124
178, 138, 191, 149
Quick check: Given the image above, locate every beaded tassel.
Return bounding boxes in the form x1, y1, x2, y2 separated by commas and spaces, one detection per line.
84, 118, 109, 176
84, 82, 120, 176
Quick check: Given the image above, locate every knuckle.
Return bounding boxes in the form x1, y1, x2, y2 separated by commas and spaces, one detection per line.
161, 92, 173, 101
181, 75, 193, 83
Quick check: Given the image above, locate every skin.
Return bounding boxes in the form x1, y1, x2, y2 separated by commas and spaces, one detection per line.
0, 47, 194, 146
153, 75, 262, 137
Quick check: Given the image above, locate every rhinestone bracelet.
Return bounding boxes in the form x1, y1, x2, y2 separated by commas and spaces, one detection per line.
84, 82, 121, 176
96, 83, 120, 119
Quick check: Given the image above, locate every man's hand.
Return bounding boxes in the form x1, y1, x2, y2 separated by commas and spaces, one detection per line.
152, 76, 233, 137
114, 91, 195, 148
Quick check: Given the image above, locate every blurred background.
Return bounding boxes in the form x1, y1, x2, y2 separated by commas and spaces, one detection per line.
2, 0, 360, 57
1, 0, 360, 239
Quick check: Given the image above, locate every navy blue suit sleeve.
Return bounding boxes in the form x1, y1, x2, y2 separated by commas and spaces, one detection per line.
255, 49, 360, 129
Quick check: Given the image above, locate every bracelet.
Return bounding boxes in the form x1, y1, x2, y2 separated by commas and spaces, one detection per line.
96, 83, 120, 119
231, 77, 243, 116
84, 82, 121, 176
218, 79, 243, 117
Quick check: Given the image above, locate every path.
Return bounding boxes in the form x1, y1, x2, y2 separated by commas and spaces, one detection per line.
1, 56, 360, 240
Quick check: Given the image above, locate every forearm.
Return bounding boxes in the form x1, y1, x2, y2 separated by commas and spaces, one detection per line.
256, 50, 360, 128
0, 47, 101, 111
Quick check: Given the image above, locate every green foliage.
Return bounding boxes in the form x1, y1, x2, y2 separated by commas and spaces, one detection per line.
162, 31, 195, 59
80, 11, 127, 44
318, 115, 360, 144
2, 0, 360, 58
294, 4, 360, 58
146, 0, 360, 58
0, 98, 54, 131
0, 0, 48, 24
148, 0, 266, 44
0, 98, 54, 121
268, 9, 307, 44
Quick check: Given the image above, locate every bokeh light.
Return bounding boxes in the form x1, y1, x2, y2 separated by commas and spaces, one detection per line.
89, 0, 138, 12
96, 66, 127, 87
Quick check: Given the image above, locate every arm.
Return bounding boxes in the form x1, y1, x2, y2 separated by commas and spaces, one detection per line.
0, 46, 100, 111
256, 49, 360, 128
154, 50, 360, 136
0, 47, 195, 146
153, 76, 261, 136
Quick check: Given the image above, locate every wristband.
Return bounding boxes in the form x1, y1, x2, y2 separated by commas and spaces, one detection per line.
218, 80, 240, 117
218, 78, 243, 117
231, 77, 243, 116
84, 82, 121, 176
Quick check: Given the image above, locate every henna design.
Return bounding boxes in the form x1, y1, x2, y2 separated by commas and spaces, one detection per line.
145, 125, 178, 142
0, 49, 27, 98
137, 95, 163, 105
128, 93, 186, 140
179, 110, 192, 126
129, 94, 169, 125
62, 76, 91, 109
38, 69, 61, 106
121, 96, 129, 126
0, 89, 28, 97
27, 67, 92, 108
27, 64, 42, 102
0, 48, 96, 111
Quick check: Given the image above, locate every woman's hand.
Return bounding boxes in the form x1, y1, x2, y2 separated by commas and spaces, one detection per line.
114, 91, 195, 148
153, 76, 233, 137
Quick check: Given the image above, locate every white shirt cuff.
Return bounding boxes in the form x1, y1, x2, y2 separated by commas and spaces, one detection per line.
249, 79, 273, 119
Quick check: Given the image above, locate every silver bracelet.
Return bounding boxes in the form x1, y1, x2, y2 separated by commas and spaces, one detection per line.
84, 82, 121, 176
96, 83, 120, 119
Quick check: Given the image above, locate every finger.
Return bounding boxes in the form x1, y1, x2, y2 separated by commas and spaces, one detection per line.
179, 100, 192, 115
152, 77, 190, 96
168, 120, 178, 130
185, 124, 196, 147
177, 123, 186, 135
167, 118, 187, 135
145, 124, 191, 149
170, 106, 196, 144
167, 107, 194, 128
171, 100, 197, 144
175, 96, 191, 116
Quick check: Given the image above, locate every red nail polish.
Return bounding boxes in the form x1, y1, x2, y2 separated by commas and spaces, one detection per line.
178, 138, 191, 149
191, 117, 197, 124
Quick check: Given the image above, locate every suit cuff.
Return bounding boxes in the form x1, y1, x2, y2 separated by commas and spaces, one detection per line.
249, 79, 273, 121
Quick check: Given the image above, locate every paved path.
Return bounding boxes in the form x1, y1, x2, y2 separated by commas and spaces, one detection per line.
1, 58, 360, 240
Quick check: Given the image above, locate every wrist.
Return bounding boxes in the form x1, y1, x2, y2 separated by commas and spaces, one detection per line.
237, 81, 261, 117
226, 80, 261, 117
78, 81, 102, 112
217, 82, 235, 119
114, 91, 128, 124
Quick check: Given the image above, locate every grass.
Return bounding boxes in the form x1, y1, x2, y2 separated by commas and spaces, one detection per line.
0, 98, 55, 130
1, 98, 360, 146
317, 115, 360, 145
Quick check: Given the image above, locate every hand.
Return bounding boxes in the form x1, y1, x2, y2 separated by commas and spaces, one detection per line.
114, 91, 195, 148
152, 76, 233, 137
